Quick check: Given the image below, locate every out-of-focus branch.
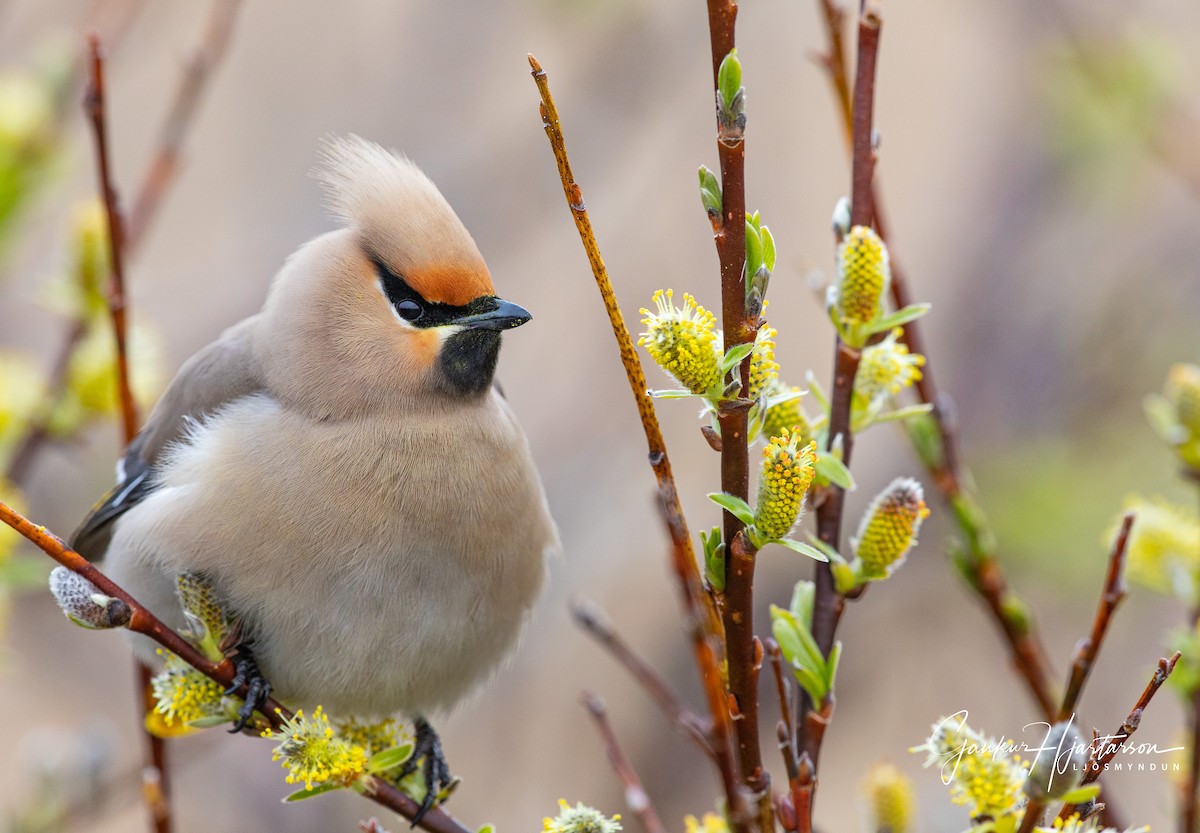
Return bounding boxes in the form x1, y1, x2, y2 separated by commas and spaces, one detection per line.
810, 0, 1060, 723
0, 499, 472, 833
526, 54, 722, 642
1057, 513, 1132, 721
581, 692, 668, 833
1058, 652, 1180, 821
571, 599, 714, 759
125, 0, 243, 249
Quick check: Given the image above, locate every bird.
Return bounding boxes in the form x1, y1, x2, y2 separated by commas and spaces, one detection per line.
70, 135, 559, 819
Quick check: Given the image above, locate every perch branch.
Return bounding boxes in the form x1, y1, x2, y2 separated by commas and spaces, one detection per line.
526, 54, 722, 642
581, 692, 668, 833
1057, 513, 1132, 721
0, 500, 471, 833
571, 599, 715, 759
810, 0, 1060, 722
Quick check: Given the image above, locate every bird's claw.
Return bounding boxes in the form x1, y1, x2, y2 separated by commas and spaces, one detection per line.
225, 642, 272, 733
398, 717, 454, 826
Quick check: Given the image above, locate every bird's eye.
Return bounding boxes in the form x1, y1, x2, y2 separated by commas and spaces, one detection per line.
396, 299, 423, 322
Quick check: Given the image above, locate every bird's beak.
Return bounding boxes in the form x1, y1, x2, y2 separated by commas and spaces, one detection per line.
452, 298, 532, 331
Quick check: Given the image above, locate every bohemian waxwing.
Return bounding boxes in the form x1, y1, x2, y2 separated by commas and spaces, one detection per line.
70, 135, 559, 818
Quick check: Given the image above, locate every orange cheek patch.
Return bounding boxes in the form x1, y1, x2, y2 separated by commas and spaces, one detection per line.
403, 327, 444, 369
404, 262, 494, 306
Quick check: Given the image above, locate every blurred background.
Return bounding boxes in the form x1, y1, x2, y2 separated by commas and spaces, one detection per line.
0, 0, 1198, 830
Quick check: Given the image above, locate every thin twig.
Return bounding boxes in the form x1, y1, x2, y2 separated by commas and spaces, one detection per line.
125, 0, 243, 250
581, 692, 668, 833
1058, 652, 1181, 821
809, 0, 1061, 723
526, 54, 723, 643
658, 490, 750, 832
1057, 513, 1132, 721
84, 37, 138, 446
765, 638, 796, 768
571, 599, 714, 759
811, 0, 852, 151
0, 500, 471, 833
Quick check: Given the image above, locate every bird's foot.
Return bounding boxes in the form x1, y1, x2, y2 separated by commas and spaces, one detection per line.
397, 717, 455, 826
224, 641, 272, 733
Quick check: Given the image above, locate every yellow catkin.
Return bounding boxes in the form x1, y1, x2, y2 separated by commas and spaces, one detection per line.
748, 324, 779, 401
917, 716, 1028, 818
754, 431, 817, 543
543, 800, 622, 833
836, 225, 890, 326
151, 655, 225, 727
856, 329, 925, 403
638, 289, 722, 396
863, 763, 915, 833
1117, 495, 1200, 598
762, 383, 809, 445
265, 705, 368, 790
854, 478, 928, 579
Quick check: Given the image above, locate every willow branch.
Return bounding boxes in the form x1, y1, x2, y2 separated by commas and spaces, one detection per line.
125, 0, 242, 249
526, 54, 722, 642
658, 491, 750, 832
84, 37, 138, 446
1057, 652, 1180, 821
1057, 513, 1132, 721
0, 500, 470, 833
810, 0, 1059, 722
581, 692, 668, 833
571, 599, 714, 759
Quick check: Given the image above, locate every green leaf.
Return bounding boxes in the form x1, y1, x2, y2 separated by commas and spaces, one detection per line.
478, 826, 496, 833
790, 662, 828, 704
187, 715, 233, 729
772, 606, 827, 674
367, 743, 414, 774
283, 783, 344, 802
814, 454, 854, 490
867, 302, 932, 335
805, 372, 830, 412
745, 218, 764, 277
1056, 784, 1101, 804
871, 403, 935, 426
707, 492, 755, 525
825, 640, 842, 691
698, 166, 722, 216
770, 607, 808, 668
789, 580, 815, 626
719, 342, 755, 374
803, 534, 843, 564
775, 538, 830, 562
760, 225, 776, 271
717, 48, 742, 114
702, 526, 726, 592
647, 388, 698, 399
831, 559, 858, 593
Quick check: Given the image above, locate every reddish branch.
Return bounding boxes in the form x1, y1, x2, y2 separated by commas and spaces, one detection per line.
84, 38, 139, 446
1058, 652, 1180, 821
571, 600, 714, 758
1057, 513, 1132, 722
526, 54, 722, 642
0, 500, 471, 833
809, 0, 1060, 722
581, 693, 668, 833
701, 0, 772, 821
658, 492, 750, 831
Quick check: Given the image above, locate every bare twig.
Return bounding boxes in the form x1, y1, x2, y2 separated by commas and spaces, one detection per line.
571, 599, 714, 759
765, 639, 795, 768
581, 692, 668, 833
0, 500, 472, 833
84, 37, 138, 446
526, 54, 722, 643
658, 490, 750, 832
810, 0, 1061, 723
125, 0, 243, 249
1058, 652, 1181, 821
1057, 513, 1132, 721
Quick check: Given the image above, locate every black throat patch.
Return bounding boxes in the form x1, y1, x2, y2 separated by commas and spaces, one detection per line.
438, 329, 502, 396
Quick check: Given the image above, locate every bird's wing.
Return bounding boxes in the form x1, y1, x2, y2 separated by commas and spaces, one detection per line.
71, 316, 267, 559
